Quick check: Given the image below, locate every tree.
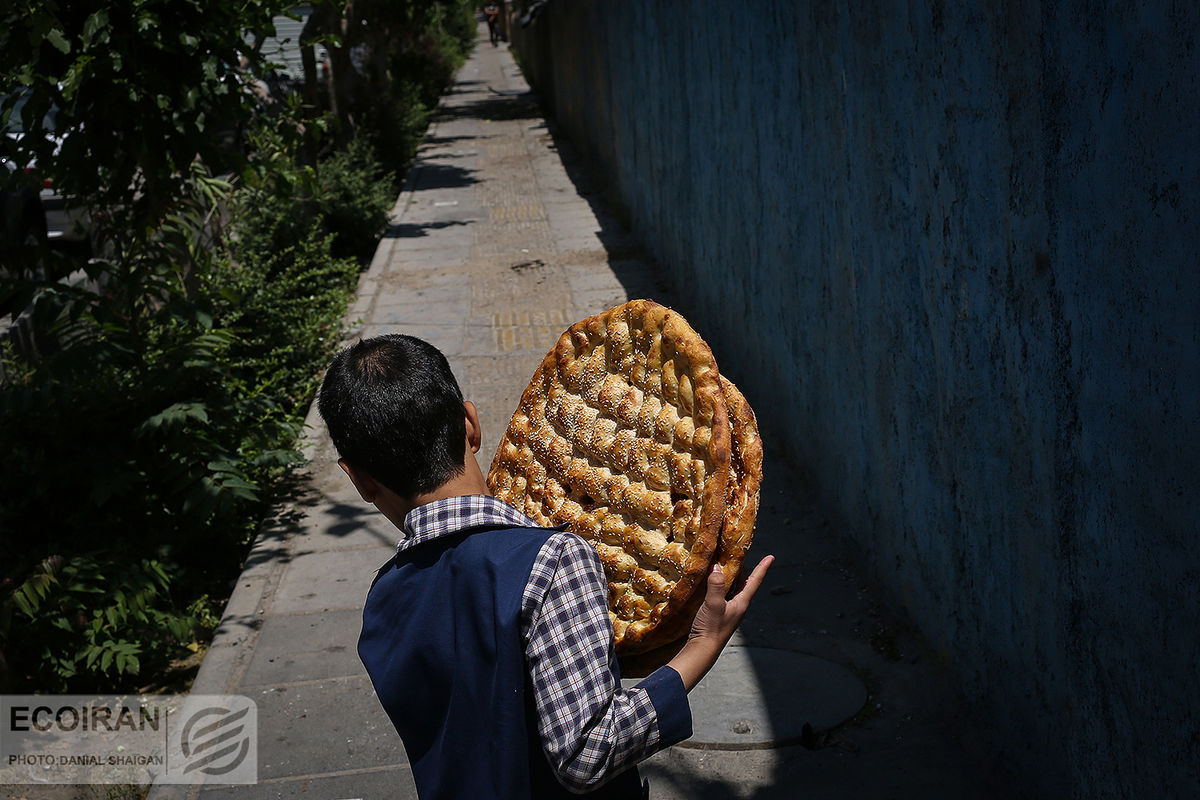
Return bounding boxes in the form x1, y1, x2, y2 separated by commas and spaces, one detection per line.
0, 0, 284, 235
296, 0, 475, 150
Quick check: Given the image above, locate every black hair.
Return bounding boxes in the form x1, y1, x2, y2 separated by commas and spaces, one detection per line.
317, 334, 467, 498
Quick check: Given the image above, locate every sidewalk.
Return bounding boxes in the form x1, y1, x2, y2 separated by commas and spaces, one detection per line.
166, 33, 1008, 800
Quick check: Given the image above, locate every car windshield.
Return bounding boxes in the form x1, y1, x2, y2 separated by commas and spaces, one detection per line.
1, 91, 58, 135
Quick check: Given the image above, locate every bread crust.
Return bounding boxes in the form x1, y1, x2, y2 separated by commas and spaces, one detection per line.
616, 375, 763, 672
713, 375, 762, 587
488, 300, 731, 654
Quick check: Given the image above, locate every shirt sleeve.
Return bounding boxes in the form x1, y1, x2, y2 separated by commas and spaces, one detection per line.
521, 533, 692, 792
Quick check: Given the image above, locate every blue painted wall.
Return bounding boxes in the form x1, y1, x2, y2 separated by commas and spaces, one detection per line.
514, 1, 1200, 795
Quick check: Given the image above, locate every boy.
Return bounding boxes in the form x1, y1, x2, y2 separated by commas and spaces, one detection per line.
318, 334, 772, 798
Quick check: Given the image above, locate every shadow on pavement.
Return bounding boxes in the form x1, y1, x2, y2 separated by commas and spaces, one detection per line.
320, 501, 397, 547
386, 219, 474, 239
409, 161, 478, 191
422, 133, 484, 147
436, 91, 542, 122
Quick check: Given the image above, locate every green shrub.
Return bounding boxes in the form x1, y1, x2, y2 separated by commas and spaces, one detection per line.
313, 138, 393, 263
0, 163, 359, 693
358, 78, 436, 185
211, 230, 359, 414
233, 114, 392, 265
1, 555, 207, 693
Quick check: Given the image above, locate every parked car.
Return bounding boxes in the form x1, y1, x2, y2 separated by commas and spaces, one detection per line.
1, 89, 92, 250
0, 155, 46, 249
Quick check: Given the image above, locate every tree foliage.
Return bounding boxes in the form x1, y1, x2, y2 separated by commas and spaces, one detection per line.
0, 0, 418, 693
1, 0, 476, 694
1, 0, 284, 230
0, 150, 380, 692
296, 0, 475, 177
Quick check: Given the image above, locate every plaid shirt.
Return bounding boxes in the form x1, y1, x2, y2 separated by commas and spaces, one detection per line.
400, 494, 668, 791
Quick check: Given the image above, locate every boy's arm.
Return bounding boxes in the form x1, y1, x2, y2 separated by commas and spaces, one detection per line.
522, 534, 691, 792
523, 533, 774, 792
667, 556, 775, 691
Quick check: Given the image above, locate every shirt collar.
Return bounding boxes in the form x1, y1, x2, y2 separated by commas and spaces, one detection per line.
398, 494, 543, 552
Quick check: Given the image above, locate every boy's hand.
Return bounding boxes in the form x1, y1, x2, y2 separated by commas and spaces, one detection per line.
690, 556, 774, 646
667, 555, 774, 691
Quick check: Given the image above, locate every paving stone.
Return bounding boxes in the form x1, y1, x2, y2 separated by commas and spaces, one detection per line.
199, 766, 416, 800
241, 610, 365, 687
373, 301, 468, 327
271, 548, 392, 614
289, 501, 400, 552
357, 322, 465, 357
249, 678, 404, 780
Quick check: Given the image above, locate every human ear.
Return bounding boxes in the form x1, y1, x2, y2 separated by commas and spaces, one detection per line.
463, 400, 483, 454
338, 458, 380, 502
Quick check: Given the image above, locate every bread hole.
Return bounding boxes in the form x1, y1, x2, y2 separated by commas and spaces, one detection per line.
562, 482, 595, 508
670, 489, 687, 505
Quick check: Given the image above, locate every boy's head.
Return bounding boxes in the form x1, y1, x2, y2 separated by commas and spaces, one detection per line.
318, 334, 467, 499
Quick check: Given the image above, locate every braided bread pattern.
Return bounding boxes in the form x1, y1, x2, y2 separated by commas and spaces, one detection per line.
615, 374, 764, 666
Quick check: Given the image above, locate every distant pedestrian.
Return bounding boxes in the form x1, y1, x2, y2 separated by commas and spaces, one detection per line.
317, 333, 773, 798
485, 3, 502, 45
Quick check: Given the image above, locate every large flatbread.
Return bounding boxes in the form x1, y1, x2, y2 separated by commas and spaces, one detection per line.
488, 300, 732, 653
617, 374, 763, 666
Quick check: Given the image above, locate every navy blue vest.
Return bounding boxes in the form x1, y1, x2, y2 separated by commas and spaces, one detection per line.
358, 525, 645, 799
